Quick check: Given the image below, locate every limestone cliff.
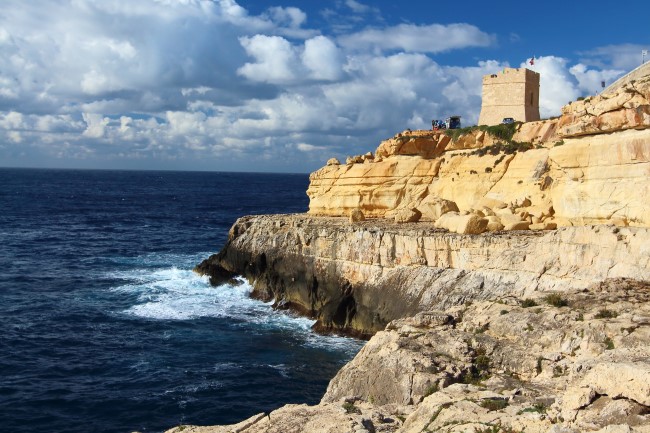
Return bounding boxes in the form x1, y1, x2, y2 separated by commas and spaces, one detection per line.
178, 72, 650, 433
195, 214, 650, 337
307, 75, 650, 228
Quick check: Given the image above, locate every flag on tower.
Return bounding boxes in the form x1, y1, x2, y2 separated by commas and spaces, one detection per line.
529, 56, 535, 66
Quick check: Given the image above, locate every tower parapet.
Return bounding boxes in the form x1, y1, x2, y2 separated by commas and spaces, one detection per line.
478, 68, 540, 126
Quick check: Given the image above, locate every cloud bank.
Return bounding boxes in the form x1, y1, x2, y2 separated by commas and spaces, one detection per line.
0, 0, 630, 171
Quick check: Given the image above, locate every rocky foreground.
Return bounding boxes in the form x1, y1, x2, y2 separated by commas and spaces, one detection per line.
167, 277, 650, 433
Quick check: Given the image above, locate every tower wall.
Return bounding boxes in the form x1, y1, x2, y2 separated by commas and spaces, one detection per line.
478, 68, 540, 126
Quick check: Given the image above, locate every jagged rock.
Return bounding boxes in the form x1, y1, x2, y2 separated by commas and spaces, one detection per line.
394, 208, 421, 223
326, 157, 340, 166
195, 214, 650, 336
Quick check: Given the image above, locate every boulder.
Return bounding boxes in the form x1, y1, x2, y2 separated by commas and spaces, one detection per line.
349, 208, 365, 223
503, 221, 530, 231
435, 213, 488, 235
394, 208, 422, 223
417, 197, 459, 221
326, 157, 340, 166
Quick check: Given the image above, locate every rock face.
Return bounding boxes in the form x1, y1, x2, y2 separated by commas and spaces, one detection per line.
177, 73, 650, 433
195, 214, 650, 337
307, 75, 650, 228
167, 279, 650, 433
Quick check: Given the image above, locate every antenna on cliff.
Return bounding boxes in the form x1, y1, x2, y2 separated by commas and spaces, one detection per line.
643, 50, 648, 65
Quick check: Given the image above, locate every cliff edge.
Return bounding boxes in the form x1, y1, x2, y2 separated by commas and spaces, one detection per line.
180, 73, 650, 432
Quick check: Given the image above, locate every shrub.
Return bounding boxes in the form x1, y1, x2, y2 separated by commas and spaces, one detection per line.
480, 398, 509, 412
604, 337, 615, 350
521, 298, 538, 308
474, 424, 522, 433
544, 294, 568, 307
595, 309, 618, 319
519, 403, 547, 414
342, 401, 360, 414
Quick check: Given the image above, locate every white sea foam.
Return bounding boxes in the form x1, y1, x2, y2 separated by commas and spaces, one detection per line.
110, 253, 364, 356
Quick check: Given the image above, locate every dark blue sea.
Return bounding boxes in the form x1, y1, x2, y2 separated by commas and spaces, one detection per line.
0, 168, 363, 433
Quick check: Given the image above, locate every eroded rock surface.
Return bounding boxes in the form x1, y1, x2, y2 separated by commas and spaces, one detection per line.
195, 214, 650, 337
167, 280, 650, 433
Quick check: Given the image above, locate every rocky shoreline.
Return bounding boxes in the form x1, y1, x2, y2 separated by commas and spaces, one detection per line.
168, 75, 650, 432
195, 214, 650, 339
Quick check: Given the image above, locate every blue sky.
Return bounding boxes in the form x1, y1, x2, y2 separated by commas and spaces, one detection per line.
0, 0, 648, 173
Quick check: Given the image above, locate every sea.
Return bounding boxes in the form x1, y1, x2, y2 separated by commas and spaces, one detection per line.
0, 168, 364, 433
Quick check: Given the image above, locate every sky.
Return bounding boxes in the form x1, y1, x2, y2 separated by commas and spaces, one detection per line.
0, 0, 648, 173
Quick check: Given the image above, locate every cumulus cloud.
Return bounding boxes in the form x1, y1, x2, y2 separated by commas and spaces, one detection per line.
579, 43, 649, 70
0, 0, 637, 172
339, 23, 495, 54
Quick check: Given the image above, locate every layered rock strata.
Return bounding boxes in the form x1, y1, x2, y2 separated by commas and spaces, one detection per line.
308, 75, 650, 228
195, 214, 650, 337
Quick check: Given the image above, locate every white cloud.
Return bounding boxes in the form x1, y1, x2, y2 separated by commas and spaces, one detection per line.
302, 36, 343, 80
238, 35, 300, 84
0, 0, 637, 172
82, 113, 110, 138
579, 44, 649, 70
339, 23, 495, 53
569, 63, 625, 95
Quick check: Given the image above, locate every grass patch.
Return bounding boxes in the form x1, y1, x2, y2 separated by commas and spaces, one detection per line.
595, 309, 618, 319
480, 398, 509, 412
520, 298, 538, 308
604, 337, 615, 350
474, 425, 522, 433
443, 125, 479, 141
518, 403, 547, 414
342, 401, 360, 414
544, 293, 568, 307
481, 122, 520, 142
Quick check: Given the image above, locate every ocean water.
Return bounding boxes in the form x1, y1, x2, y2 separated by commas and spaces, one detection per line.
0, 168, 363, 433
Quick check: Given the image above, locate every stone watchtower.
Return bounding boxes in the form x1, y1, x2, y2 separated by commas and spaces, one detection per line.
478, 68, 540, 126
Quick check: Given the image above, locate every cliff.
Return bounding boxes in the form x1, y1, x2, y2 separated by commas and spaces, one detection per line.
178, 73, 650, 433
196, 214, 650, 338
308, 75, 650, 229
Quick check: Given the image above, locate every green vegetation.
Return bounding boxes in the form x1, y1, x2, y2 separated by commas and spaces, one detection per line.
481, 122, 520, 142
480, 398, 509, 412
595, 309, 618, 319
500, 309, 508, 315
518, 403, 548, 414
604, 337, 615, 350
424, 382, 439, 397
520, 298, 538, 308
342, 401, 360, 414
462, 348, 491, 385
474, 424, 523, 433
443, 125, 479, 141
544, 293, 568, 307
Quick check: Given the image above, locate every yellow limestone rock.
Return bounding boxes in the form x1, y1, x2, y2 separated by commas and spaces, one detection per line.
416, 197, 458, 221
307, 156, 441, 218
549, 128, 650, 226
